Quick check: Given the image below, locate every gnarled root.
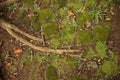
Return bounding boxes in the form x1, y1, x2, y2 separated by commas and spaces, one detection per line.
0, 18, 81, 55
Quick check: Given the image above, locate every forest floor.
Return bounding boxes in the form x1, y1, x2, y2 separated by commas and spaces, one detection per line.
0, 1, 120, 80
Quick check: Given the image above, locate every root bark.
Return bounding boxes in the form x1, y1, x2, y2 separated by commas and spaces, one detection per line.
0, 18, 81, 55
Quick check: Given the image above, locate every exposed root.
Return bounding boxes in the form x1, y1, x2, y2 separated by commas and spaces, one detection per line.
0, 18, 42, 42
0, 18, 81, 55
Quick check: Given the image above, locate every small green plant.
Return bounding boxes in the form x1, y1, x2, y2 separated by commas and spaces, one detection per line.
0, 12, 3, 17
95, 41, 107, 59
7, 2, 18, 11
1, 53, 9, 59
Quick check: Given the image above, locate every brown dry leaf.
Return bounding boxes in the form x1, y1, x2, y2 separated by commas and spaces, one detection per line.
110, 10, 114, 15
6, 62, 11, 67
68, 11, 75, 16
21, 63, 24, 69
14, 49, 22, 54
27, 13, 34, 17
105, 18, 111, 21
0, 40, 2, 46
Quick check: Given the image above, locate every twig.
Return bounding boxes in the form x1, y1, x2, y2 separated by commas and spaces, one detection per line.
41, 26, 46, 46
0, 18, 42, 42
0, 19, 81, 54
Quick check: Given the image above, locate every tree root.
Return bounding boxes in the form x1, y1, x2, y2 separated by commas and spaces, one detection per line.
0, 18, 81, 55
0, 18, 42, 42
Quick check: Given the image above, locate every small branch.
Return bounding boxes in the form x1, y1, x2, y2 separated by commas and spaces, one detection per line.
0, 19, 81, 54
41, 26, 46, 46
0, 0, 18, 10
2, 26, 80, 54
0, 18, 42, 42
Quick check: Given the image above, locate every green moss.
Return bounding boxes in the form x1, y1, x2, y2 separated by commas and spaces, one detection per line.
93, 23, 110, 42
24, 20, 31, 27
78, 30, 92, 44
70, 74, 79, 80
60, 26, 75, 45
51, 55, 77, 73
50, 38, 61, 49
85, 0, 96, 8
51, 0, 59, 9
59, 7, 68, 16
17, 12, 25, 19
84, 48, 98, 60
43, 22, 58, 38
76, 12, 92, 27
32, 23, 41, 31
41, 0, 50, 6
29, 16, 38, 22
23, 0, 34, 8
95, 41, 107, 59
102, 60, 118, 75
67, 1, 83, 11
38, 9, 54, 23
59, 0, 67, 8
45, 65, 58, 80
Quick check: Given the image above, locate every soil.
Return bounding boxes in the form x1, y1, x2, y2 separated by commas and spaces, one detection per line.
0, 1, 120, 80
108, 4, 120, 53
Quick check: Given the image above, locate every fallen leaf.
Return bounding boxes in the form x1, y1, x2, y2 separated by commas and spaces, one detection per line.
14, 49, 22, 54
68, 11, 75, 16
110, 10, 114, 15
21, 63, 24, 69
0, 40, 2, 46
6, 62, 11, 67
105, 18, 111, 21
27, 13, 34, 17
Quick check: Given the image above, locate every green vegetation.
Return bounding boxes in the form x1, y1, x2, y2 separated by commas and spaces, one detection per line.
101, 60, 118, 75
16, 0, 113, 49
84, 48, 97, 60
94, 23, 111, 42
2, 0, 120, 80
7, 2, 18, 11
95, 41, 107, 59
45, 65, 58, 80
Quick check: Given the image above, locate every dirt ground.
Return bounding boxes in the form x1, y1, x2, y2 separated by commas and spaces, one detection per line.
0, 1, 120, 80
